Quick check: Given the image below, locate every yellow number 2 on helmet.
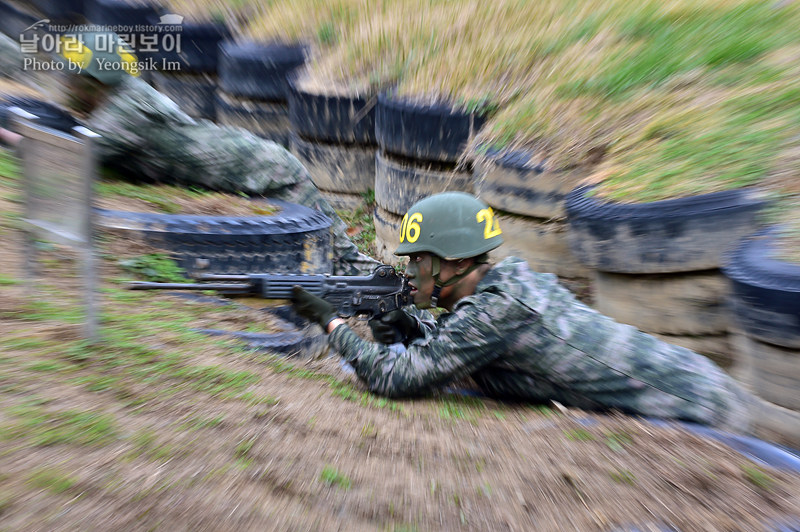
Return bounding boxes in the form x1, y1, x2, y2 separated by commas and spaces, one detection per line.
476, 207, 502, 239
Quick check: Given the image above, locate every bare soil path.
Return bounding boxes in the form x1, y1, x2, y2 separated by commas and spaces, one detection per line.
2, 150, 800, 531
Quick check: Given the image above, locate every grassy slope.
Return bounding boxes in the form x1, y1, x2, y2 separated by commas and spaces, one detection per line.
239, 0, 800, 257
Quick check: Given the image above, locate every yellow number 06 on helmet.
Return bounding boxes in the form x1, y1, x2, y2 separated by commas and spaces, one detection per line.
394, 192, 503, 260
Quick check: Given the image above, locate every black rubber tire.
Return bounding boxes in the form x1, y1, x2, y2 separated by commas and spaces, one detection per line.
593, 270, 730, 335
0, 96, 80, 133
587, 415, 800, 474
614, 520, 800, 532
199, 329, 329, 358
652, 332, 733, 370
218, 41, 307, 101
375, 92, 486, 163
215, 91, 290, 147
0, 2, 39, 41
746, 337, 800, 410
723, 226, 800, 349
490, 213, 590, 280
31, 0, 85, 21
84, 0, 163, 62
565, 185, 768, 273
473, 147, 587, 220
318, 190, 365, 212
289, 131, 374, 194
373, 206, 403, 267
85, 0, 162, 27
95, 199, 333, 276
288, 73, 377, 144
753, 393, 800, 450
729, 328, 757, 390
151, 71, 217, 121
153, 21, 230, 73
374, 151, 474, 216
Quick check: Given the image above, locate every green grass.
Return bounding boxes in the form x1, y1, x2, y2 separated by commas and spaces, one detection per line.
604, 430, 634, 452
96, 179, 209, 214
177, 414, 226, 431
118, 254, 188, 282
11, 299, 86, 325
742, 464, 775, 491
0, 274, 19, 286
0, 150, 19, 181
27, 467, 78, 494
3, 404, 119, 447
334, 192, 377, 257
564, 3, 793, 100
254, 0, 800, 213
27, 359, 74, 373
234, 435, 257, 468
0, 337, 55, 351
564, 428, 596, 442
436, 395, 486, 423
319, 465, 351, 490
609, 468, 637, 485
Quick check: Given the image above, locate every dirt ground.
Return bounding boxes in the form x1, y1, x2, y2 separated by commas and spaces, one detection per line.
3, 157, 800, 532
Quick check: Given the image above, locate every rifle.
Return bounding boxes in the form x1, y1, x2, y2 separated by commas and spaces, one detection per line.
128, 265, 411, 320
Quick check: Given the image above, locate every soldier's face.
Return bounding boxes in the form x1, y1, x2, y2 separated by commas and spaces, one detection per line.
404, 253, 435, 308
404, 253, 460, 309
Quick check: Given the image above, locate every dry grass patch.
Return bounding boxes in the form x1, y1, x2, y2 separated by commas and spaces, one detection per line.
244, 0, 365, 47
164, 0, 258, 26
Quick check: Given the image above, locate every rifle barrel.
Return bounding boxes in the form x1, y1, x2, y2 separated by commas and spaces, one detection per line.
194, 274, 251, 281
128, 282, 252, 292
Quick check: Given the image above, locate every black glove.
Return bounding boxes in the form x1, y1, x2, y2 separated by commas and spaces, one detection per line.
369, 309, 417, 344
291, 286, 337, 328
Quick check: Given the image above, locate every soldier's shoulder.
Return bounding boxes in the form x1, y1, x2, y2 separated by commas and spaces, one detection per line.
488, 256, 535, 278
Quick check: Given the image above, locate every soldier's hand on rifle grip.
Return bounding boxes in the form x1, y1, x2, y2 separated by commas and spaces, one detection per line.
291, 286, 337, 328
369, 309, 416, 344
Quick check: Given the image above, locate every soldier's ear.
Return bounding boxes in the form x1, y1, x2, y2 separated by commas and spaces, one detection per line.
454, 258, 472, 275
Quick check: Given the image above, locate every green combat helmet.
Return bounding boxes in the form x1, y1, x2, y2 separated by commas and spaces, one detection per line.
59, 31, 140, 86
394, 192, 503, 307
394, 191, 503, 260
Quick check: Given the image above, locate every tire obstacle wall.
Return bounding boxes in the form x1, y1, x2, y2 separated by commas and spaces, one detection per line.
565, 185, 767, 369
373, 94, 480, 265
216, 41, 306, 147
723, 227, 800, 448
287, 72, 377, 211
3, 0, 797, 446
474, 149, 590, 281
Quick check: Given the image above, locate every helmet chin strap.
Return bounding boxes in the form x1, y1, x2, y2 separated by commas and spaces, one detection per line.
429, 254, 488, 308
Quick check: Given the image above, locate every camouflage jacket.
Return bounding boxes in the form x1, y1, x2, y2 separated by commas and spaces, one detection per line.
87, 76, 376, 275
330, 257, 753, 431
89, 76, 304, 193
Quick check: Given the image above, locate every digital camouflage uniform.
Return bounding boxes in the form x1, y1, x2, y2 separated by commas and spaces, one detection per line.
88, 76, 378, 276
0, 31, 377, 275
330, 256, 754, 432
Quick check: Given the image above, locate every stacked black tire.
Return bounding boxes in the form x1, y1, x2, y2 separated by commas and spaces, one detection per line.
566, 186, 767, 368
216, 41, 306, 147
86, 0, 160, 26
30, 0, 86, 23
473, 149, 590, 281
85, 0, 162, 85
723, 227, 800, 447
373, 94, 478, 265
0, 1, 40, 38
96, 199, 334, 276
288, 72, 377, 211
150, 20, 230, 121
